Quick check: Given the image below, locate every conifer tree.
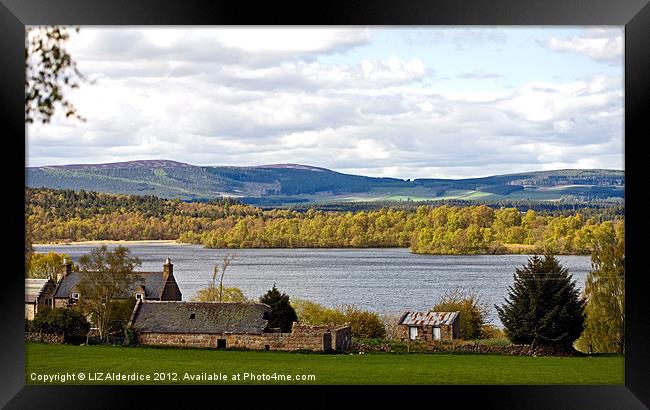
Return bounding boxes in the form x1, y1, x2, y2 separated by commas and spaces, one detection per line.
496, 255, 585, 349
259, 284, 298, 332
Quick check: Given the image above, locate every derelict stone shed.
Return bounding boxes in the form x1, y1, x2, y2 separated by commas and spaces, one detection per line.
128, 300, 351, 352
398, 311, 460, 342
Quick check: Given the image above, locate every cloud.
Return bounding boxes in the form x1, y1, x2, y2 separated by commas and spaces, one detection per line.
69, 28, 371, 69
395, 28, 507, 49
27, 28, 624, 179
458, 70, 502, 80
545, 28, 623, 64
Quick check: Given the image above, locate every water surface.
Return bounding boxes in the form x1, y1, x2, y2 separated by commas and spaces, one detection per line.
35, 244, 592, 324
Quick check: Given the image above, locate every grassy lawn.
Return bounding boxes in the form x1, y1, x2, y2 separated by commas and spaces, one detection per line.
26, 343, 623, 385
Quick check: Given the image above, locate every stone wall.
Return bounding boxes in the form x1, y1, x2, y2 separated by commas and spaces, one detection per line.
137, 331, 330, 352
353, 339, 577, 356
440, 324, 454, 341
25, 332, 64, 344
291, 322, 352, 351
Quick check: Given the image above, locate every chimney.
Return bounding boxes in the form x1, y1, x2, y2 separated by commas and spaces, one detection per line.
57, 257, 72, 282
163, 258, 173, 283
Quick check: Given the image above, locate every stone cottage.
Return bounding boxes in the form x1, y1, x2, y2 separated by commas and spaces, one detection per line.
53, 258, 182, 308
128, 300, 351, 352
397, 311, 460, 342
25, 278, 57, 320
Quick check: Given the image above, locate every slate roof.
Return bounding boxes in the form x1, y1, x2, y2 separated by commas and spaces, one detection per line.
398, 311, 459, 326
130, 301, 272, 335
54, 271, 165, 299
25, 278, 52, 303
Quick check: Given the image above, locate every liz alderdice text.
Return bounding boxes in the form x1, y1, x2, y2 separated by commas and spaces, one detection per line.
29, 371, 317, 383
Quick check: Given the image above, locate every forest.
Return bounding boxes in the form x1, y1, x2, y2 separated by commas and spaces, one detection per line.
26, 187, 624, 255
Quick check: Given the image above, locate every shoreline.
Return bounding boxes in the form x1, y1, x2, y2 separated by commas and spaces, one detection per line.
32, 241, 591, 256
33, 239, 183, 246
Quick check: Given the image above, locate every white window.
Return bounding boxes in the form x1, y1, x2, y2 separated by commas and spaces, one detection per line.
136, 293, 144, 300
409, 326, 418, 340
433, 327, 441, 341
71, 292, 80, 300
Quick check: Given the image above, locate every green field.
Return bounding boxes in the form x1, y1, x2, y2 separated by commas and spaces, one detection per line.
26, 343, 623, 385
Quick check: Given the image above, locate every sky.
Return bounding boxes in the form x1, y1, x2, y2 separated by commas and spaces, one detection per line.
26, 26, 624, 180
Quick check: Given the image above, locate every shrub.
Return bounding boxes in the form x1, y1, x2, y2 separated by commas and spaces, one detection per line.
433, 288, 488, 340
292, 299, 386, 339
480, 324, 506, 340
291, 298, 346, 325
31, 307, 90, 338
342, 306, 386, 339
106, 299, 137, 335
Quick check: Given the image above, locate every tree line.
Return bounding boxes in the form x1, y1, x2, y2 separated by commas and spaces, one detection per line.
27, 187, 623, 255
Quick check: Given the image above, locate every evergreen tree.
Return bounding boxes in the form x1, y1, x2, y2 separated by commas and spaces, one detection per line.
496, 255, 585, 349
576, 227, 624, 353
259, 284, 297, 333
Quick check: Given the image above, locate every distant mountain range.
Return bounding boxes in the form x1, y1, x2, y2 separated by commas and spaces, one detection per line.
26, 159, 625, 205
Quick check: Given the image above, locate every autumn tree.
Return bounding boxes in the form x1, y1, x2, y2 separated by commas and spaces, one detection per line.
433, 288, 488, 340
191, 254, 237, 302
25, 26, 86, 123
192, 287, 247, 302
496, 255, 585, 350
576, 224, 625, 353
259, 284, 297, 332
27, 252, 74, 279
76, 246, 141, 340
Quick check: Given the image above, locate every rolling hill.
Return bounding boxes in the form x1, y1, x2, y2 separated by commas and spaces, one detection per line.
25, 160, 625, 205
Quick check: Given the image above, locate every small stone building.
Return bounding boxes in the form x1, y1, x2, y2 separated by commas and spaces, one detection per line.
25, 278, 56, 320
128, 300, 351, 352
397, 311, 460, 342
53, 258, 182, 308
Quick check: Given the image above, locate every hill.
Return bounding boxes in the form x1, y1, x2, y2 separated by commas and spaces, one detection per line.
26, 160, 625, 205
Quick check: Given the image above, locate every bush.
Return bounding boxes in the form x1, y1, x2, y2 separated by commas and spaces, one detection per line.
31, 307, 90, 338
124, 325, 137, 346
107, 299, 137, 335
433, 289, 488, 340
292, 299, 386, 339
480, 324, 506, 340
342, 306, 386, 339
291, 298, 346, 325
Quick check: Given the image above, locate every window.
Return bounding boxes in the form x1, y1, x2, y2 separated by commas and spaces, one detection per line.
189, 313, 196, 319
136, 293, 144, 300
409, 326, 418, 340
433, 327, 441, 341
71, 292, 80, 300
217, 339, 226, 348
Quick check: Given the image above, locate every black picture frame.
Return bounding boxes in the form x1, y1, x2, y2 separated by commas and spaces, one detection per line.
1, 0, 648, 408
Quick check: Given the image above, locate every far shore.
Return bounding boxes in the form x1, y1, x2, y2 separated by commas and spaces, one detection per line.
33, 239, 185, 246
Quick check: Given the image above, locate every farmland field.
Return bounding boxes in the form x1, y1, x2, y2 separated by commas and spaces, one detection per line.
26, 343, 623, 385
